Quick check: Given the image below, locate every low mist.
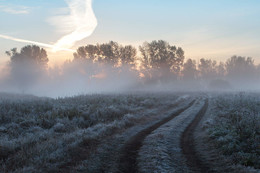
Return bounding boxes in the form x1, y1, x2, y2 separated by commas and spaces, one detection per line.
0, 41, 260, 98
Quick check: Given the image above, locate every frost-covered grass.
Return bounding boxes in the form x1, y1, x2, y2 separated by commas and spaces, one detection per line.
0, 92, 179, 172
208, 93, 260, 169
138, 99, 204, 173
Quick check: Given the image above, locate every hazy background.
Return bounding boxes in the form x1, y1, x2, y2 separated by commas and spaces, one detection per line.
0, 0, 260, 65
0, 0, 260, 97
0, 41, 259, 97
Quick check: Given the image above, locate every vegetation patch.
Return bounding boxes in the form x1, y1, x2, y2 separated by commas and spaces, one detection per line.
208, 93, 260, 169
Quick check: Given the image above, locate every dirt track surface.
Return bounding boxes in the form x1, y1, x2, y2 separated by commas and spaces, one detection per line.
117, 100, 196, 173
2, 94, 259, 173
181, 99, 211, 173
60, 96, 247, 173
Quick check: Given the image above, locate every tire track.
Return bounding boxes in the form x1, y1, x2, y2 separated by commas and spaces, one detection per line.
57, 96, 187, 172
117, 99, 196, 173
181, 98, 211, 173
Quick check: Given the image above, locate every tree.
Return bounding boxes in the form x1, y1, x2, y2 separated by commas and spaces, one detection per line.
73, 41, 137, 67
225, 56, 256, 81
120, 45, 137, 65
216, 62, 226, 77
139, 40, 184, 82
256, 65, 260, 84
257, 64, 260, 77
6, 45, 49, 92
7, 45, 48, 67
198, 58, 218, 81
73, 45, 99, 61
182, 59, 197, 80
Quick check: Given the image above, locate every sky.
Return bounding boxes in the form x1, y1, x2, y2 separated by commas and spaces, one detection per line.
0, 0, 260, 66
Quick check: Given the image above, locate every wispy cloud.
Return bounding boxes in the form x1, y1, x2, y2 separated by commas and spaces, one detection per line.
48, 0, 98, 51
0, 0, 97, 52
0, 5, 30, 14
0, 34, 75, 52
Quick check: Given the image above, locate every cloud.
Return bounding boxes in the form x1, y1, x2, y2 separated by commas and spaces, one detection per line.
0, 5, 30, 14
0, 34, 75, 52
49, 0, 98, 51
0, 0, 98, 53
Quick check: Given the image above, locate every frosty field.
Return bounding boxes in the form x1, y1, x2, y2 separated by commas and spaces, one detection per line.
1, 0, 260, 172
0, 92, 259, 173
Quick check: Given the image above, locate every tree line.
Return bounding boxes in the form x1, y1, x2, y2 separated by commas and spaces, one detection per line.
5, 40, 260, 90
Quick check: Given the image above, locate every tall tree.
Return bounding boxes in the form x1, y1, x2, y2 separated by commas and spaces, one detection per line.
73, 41, 137, 67
225, 56, 256, 81
139, 40, 184, 82
182, 59, 197, 80
120, 45, 137, 65
6, 45, 48, 92
216, 62, 226, 77
73, 45, 99, 61
198, 58, 217, 81
7, 45, 48, 67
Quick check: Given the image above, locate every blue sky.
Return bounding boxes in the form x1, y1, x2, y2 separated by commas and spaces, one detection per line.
0, 0, 260, 65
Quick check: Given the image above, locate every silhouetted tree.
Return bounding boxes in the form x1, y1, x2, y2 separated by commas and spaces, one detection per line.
6, 45, 48, 92
120, 45, 137, 65
198, 58, 218, 81
225, 56, 256, 81
71, 41, 260, 89
257, 64, 260, 77
7, 45, 48, 67
216, 62, 226, 77
96, 41, 119, 65
73, 45, 99, 61
182, 59, 197, 80
74, 41, 137, 67
139, 40, 184, 82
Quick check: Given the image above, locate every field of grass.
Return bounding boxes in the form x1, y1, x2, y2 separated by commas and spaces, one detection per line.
0, 92, 259, 172
207, 92, 260, 169
0, 92, 181, 172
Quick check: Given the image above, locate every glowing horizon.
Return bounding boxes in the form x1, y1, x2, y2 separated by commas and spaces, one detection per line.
0, 0, 260, 65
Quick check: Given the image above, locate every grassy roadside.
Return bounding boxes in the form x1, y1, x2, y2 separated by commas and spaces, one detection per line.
207, 93, 260, 169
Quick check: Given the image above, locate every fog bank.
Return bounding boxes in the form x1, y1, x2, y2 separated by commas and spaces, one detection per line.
0, 42, 260, 98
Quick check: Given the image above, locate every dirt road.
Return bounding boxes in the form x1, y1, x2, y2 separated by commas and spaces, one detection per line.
117, 99, 199, 173
181, 99, 211, 173
118, 98, 211, 173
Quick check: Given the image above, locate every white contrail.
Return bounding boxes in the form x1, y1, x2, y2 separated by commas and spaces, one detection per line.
0, 34, 75, 52
0, 0, 98, 52
52, 0, 98, 51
